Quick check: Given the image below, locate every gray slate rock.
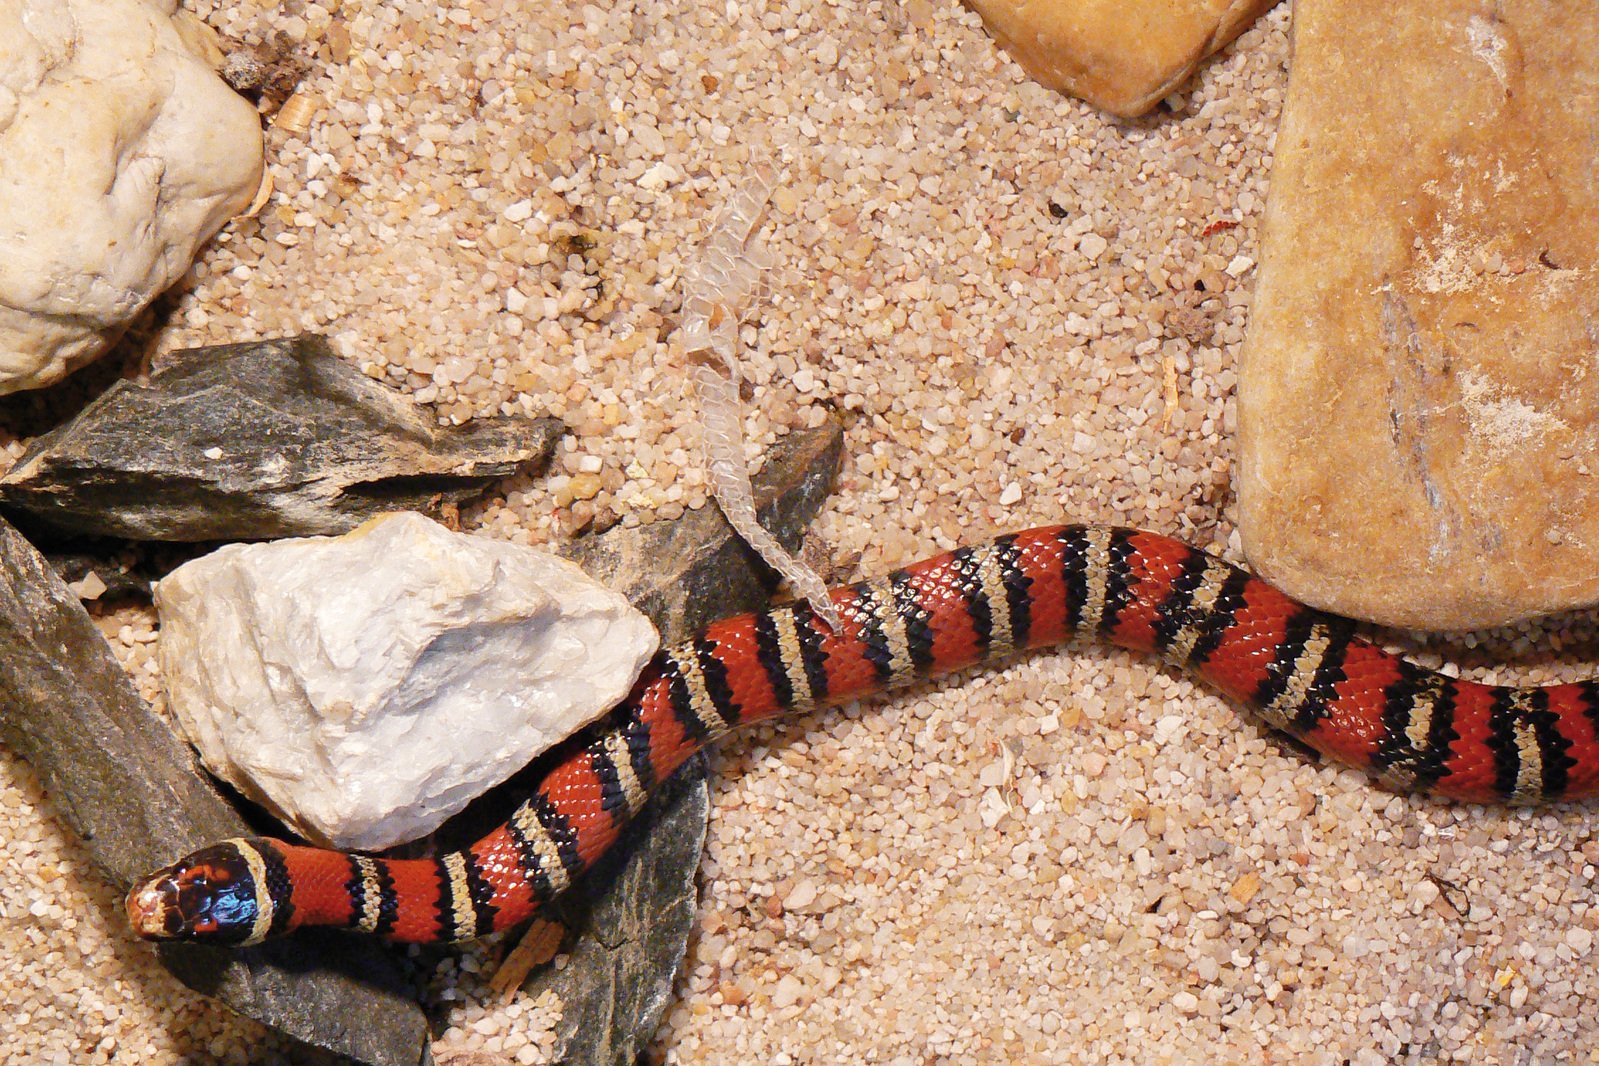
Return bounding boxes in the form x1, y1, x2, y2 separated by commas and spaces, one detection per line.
565, 418, 845, 642
0, 515, 431, 1066
0, 335, 561, 542
47, 550, 153, 599
529, 419, 843, 1066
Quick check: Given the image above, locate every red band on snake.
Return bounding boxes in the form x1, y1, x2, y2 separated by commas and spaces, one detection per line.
126, 525, 1599, 945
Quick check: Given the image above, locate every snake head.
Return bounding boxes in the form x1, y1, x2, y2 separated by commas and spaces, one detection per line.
126, 839, 273, 945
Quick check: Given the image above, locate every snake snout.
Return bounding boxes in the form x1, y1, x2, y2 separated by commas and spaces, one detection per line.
125, 875, 182, 940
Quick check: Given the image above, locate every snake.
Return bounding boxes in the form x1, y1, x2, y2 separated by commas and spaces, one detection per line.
126, 524, 1599, 945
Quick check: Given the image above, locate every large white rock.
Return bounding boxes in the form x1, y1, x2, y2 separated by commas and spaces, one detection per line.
155, 512, 660, 851
0, 0, 264, 394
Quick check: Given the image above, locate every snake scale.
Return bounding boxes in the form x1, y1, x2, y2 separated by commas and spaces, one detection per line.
127, 525, 1599, 945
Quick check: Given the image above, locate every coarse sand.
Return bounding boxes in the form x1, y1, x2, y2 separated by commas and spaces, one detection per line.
1, 1, 1596, 1063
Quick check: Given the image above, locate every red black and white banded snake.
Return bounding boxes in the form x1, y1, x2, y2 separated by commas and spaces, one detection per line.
127, 525, 1599, 945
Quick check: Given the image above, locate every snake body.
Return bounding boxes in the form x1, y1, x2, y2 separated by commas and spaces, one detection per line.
127, 525, 1599, 945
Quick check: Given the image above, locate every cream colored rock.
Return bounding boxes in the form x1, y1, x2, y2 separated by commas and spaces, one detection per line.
155, 512, 660, 851
0, 0, 263, 394
963, 0, 1279, 117
1238, 0, 1599, 630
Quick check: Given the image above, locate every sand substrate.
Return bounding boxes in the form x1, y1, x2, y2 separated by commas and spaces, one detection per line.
3, 1, 1597, 1063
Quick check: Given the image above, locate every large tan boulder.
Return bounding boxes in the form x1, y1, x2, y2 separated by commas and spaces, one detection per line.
1238, 0, 1599, 630
964, 0, 1280, 117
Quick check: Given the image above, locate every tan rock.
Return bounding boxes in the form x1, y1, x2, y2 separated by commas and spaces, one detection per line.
1238, 0, 1599, 630
964, 0, 1279, 117
0, 0, 264, 394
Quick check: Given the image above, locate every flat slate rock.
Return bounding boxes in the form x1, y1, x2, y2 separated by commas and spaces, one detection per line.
0, 515, 431, 1066
1238, 0, 1599, 630
47, 550, 153, 600
0, 334, 561, 542
965, 0, 1279, 117
564, 419, 844, 644
527, 419, 843, 1066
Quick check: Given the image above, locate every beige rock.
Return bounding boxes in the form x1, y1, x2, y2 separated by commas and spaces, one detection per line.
1238, 0, 1599, 630
0, 0, 264, 394
963, 0, 1279, 117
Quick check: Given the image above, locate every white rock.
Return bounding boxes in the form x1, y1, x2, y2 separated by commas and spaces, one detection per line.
0, 0, 264, 394
155, 512, 659, 851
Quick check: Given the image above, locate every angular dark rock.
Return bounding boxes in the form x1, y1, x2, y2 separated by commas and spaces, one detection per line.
47, 550, 154, 600
0, 515, 431, 1066
564, 418, 845, 641
0, 335, 561, 542
525, 419, 843, 1066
